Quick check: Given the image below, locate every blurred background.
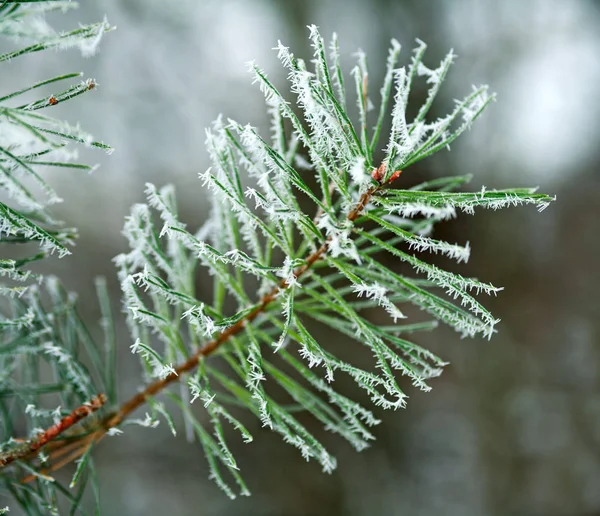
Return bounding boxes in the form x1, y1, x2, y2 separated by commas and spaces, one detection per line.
4, 0, 600, 514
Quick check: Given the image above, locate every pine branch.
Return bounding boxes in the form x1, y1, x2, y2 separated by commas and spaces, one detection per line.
8, 173, 402, 488
97, 28, 550, 498
1, 17, 555, 510
81, 182, 387, 433
0, 2, 113, 511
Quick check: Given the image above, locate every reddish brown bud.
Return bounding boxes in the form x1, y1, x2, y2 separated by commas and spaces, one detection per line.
387, 169, 402, 183
371, 162, 387, 182
370, 163, 401, 184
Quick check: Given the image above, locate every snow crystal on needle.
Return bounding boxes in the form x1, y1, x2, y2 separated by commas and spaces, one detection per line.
318, 214, 361, 264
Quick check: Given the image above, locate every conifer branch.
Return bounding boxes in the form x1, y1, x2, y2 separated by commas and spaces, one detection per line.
85, 184, 382, 434
12, 175, 398, 480
1, 11, 555, 510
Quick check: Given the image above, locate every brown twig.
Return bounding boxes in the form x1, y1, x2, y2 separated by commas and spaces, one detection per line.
16, 169, 403, 478
101, 186, 377, 430
0, 394, 106, 469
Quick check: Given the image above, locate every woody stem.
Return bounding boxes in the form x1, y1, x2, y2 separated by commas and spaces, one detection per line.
102, 185, 378, 430
21, 181, 384, 481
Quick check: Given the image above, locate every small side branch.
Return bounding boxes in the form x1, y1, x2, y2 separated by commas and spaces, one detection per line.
0, 393, 106, 469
